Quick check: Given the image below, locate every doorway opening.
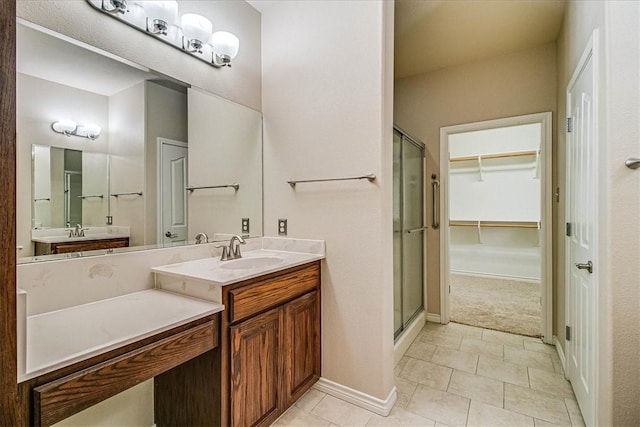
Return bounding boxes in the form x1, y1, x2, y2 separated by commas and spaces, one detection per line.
440, 113, 553, 341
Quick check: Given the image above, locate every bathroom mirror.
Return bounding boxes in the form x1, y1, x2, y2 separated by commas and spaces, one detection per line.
17, 21, 263, 262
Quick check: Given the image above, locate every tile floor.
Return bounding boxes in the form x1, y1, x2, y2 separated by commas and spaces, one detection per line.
272, 322, 586, 427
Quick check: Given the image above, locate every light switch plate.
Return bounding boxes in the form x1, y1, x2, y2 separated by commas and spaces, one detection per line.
242, 218, 250, 233
278, 219, 287, 236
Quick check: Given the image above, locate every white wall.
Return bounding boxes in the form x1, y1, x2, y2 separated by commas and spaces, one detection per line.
81, 151, 109, 226
260, 0, 396, 402
108, 82, 145, 247
16, 73, 110, 257
187, 88, 263, 241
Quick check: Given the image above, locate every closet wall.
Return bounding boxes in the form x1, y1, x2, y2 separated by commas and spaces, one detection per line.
449, 123, 541, 280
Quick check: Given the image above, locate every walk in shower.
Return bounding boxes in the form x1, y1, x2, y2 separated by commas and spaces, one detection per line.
393, 126, 425, 339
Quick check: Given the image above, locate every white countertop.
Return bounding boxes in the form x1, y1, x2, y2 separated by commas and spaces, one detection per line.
152, 249, 324, 286
21, 289, 223, 382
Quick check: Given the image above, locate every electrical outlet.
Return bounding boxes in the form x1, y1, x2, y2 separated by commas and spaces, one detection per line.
278, 218, 287, 236
242, 218, 250, 233
106, 215, 113, 225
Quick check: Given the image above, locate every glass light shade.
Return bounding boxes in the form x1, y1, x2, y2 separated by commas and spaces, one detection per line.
83, 124, 102, 138
211, 31, 240, 59
142, 1, 178, 26
181, 14, 213, 44
52, 119, 77, 133
125, 2, 147, 28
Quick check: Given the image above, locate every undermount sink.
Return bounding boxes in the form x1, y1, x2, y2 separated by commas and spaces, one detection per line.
220, 256, 284, 270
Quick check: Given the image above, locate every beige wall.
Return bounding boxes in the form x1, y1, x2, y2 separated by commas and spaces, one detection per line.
260, 0, 396, 401
394, 43, 557, 315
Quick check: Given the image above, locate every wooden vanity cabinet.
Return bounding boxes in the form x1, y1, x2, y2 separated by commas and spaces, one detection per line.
222, 261, 321, 427
34, 237, 129, 255
19, 314, 220, 427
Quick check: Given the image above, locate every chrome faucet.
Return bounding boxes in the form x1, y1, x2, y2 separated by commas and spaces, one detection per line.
67, 224, 86, 238
215, 235, 246, 261
195, 232, 209, 244
229, 235, 246, 259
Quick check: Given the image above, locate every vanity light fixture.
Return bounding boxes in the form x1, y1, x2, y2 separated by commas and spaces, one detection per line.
51, 120, 102, 140
90, 0, 240, 68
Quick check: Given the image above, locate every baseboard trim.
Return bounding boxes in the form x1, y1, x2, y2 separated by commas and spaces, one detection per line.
314, 377, 396, 416
553, 335, 567, 376
394, 311, 426, 364
426, 313, 441, 323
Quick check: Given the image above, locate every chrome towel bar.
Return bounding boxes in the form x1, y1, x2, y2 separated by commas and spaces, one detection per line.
186, 183, 240, 193
77, 195, 104, 199
110, 192, 143, 197
287, 173, 376, 188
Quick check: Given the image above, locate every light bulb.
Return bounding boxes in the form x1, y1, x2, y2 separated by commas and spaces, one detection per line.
52, 119, 77, 134
84, 124, 102, 139
211, 31, 240, 61
181, 14, 213, 52
143, 1, 178, 34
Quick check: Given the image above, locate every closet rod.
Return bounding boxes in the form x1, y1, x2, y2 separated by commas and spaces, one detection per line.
450, 150, 538, 163
449, 220, 539, 229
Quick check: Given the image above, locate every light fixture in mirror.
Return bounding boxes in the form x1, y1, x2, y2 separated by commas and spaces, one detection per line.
52, 120, 102, 140
88, 0, 240, 68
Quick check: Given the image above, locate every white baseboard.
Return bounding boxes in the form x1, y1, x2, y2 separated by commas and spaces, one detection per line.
394, 311, 426, 364
314, 377, 396, 416
426, 313, 441, 323
553, 335, 567, 376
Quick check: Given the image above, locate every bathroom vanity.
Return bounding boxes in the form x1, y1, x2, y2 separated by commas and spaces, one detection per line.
153, 244, 324, 427
16, 239, 324, 426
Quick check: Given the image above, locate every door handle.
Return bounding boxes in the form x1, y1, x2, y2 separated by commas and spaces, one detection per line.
575, 260, 593, 274
165, 231, 178, 238
432, 174, 440, 229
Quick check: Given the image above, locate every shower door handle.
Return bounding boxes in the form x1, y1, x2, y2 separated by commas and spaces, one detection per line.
406, 227, 427, 234
432, 176, 440, 229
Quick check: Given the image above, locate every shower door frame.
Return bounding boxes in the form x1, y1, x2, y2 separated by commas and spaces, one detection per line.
439, 112, 553, 343
393, 125, 426, 340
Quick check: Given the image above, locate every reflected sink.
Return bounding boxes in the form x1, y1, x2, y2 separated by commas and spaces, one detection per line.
220, 256, 284, 270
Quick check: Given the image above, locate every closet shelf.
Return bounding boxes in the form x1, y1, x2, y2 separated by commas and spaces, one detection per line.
449, 150, 540, 180
449, 150, 538, 163
449, 220, 539, 229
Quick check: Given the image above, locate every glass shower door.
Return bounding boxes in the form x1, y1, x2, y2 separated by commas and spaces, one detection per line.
394, 127, 425, 339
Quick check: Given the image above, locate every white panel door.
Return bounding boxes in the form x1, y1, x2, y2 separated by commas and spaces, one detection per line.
160, 139, 188, 246
566, 34, 598, 427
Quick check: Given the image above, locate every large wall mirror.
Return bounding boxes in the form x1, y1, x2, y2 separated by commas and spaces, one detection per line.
17, 20, 263, 262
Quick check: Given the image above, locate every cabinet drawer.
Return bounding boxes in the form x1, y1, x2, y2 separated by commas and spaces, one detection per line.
229, 263, 319, 324
34, 319, 218, 427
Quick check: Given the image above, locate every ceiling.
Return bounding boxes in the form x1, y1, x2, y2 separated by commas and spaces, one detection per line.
395, 0, 566, 79
17, 23, 154, 97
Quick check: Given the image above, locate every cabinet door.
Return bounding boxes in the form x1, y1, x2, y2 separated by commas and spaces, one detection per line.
230, 307, 282, 427
284, 291, 320, 405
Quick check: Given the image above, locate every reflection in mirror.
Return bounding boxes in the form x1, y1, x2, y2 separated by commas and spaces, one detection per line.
17, 21, 263, 262
32, 145, 110, 229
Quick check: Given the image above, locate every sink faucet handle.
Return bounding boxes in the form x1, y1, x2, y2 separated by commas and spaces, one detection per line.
215, 244, 231, 261
229, 235, 246, 259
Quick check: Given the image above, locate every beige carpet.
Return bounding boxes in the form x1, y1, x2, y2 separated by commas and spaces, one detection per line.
450, 273, 541, 337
